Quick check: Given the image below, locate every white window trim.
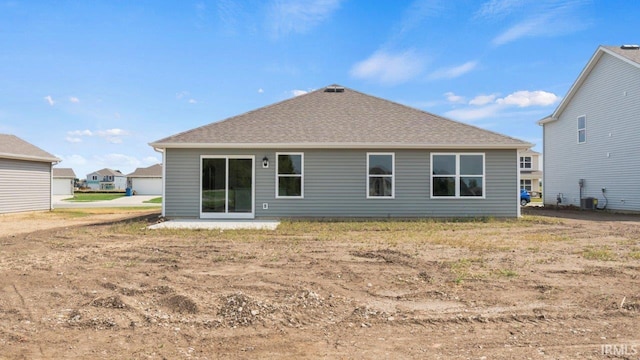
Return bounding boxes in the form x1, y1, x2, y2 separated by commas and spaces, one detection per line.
430, 153, 486, 199
200, 155, 255, 219
366, 152, 395, 199
275, 152, 304, 199
520, 179, 532, 190
519, 156, 532, 169
577, 115, 586, 144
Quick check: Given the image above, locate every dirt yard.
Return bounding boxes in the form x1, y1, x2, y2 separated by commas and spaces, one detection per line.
1, 208, 639, 359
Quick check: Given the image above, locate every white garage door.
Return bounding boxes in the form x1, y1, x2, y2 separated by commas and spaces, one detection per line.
53, 178, 73, 195
132, 178, 162, 195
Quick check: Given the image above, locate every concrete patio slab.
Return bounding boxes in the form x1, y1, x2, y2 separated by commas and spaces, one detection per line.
148, 219, 280, 230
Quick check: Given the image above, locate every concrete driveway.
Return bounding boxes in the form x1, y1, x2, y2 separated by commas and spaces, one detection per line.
53, 195, 162, 208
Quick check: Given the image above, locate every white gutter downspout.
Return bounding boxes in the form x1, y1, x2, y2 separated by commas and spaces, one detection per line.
50, 160, 60, 211
153, 147, 166, 217
516, 151, 521, 218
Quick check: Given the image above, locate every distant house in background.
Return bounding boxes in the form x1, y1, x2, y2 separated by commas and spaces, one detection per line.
85, 168, 127, 190
0, 134, 60, 214
52, 168, 76, 195
519, 149, 542, 197
539, 45, 640, 211
127, 164, 162, 195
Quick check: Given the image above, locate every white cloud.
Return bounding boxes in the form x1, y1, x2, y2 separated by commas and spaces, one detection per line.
495, 90, 559, 107
56, 154, 87, 166
445, 89, 559, 121
268, 0, 343, 38
176, 91, 189, 99
444, 92, 466, 104
350, 50, 425, 85
188, 99, 197, 104
96, 128, 129, 137
44, 95, 55, 106
469, 94, 497, 106
65, 137, 82, 143
475, 0, 525, 19
291, 89, 308, 97
399, 0, 446, 33
490, 1, 591, 46
429, 61, 478, 79
68, 129, 93, 136
66, 128, 131, 144
258, 88, 264, 94
95, 153, 141, 169
69, 96, 80, 103
445, 104, 503, 121
143, 156, 160, 164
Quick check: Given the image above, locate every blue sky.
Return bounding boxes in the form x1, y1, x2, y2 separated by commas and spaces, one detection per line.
1, 0, 638, 178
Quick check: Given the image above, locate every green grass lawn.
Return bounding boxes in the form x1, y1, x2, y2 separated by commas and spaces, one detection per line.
64, 193, 126, 202
144, 197, 162, 204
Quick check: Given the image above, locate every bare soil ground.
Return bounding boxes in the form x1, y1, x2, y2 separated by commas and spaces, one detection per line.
1, 208, 639, 359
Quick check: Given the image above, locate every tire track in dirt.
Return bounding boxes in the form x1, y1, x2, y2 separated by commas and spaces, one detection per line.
10, 284, 44, 357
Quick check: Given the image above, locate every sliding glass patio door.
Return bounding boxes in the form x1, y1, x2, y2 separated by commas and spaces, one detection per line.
201, 156, 254, 219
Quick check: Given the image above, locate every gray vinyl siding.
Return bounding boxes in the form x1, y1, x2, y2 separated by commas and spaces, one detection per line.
165, 148, 518, 218
543, 53, 640, 211
0, 158, 52, 214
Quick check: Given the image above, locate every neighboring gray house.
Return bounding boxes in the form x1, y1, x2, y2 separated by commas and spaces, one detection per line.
52, 167, 76, 195
539, 45, 640, 211
0, 134, 60, 214
150, 85, 531, 220
86, 168, 127, 190
126, 164, 162, 195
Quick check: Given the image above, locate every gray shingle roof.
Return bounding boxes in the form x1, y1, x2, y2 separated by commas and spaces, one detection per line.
53, 168, 77, 178
603, 45, 640, 65
89, 168, 124, 177
151, 85, 530, 149
126, 164, 162, 178
0, 134, 59, 162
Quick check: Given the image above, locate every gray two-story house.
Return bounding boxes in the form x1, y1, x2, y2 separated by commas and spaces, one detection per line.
539, 45, 640, 211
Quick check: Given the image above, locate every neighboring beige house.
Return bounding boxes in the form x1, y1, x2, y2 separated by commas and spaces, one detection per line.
519, 149, 542, 197
86, 168, 127, 190
0, 134, 60, 214
539, 45, 640, 210
52, 168, 76, 195
126, 164, 162, 195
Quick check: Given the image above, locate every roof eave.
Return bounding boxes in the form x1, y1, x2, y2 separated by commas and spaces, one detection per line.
0, 152, 60, 163
149, 142, 533, 150
537, 115, 557, 126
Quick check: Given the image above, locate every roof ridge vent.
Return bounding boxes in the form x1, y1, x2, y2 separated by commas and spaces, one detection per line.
620, 44, 640, 50
324, 85, 345, 93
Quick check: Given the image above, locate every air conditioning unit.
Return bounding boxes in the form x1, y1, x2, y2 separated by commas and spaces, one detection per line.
580, 197, 598, 210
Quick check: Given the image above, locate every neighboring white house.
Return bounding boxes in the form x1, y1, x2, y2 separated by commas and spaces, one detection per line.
85, 168, 127, 190
539, 44, 640, 211
0, 134, 60, 214
519, 149, 542, 197
127, 164, 162, 195
52, 167, 76, 195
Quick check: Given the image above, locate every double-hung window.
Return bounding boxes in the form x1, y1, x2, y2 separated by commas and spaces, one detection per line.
431, 153, 484, 198
276, 153, 303, 198
367, 153, 394, 198
520, 179, 532, 191
577, 115, 586, 143
519, 156, 531, 169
